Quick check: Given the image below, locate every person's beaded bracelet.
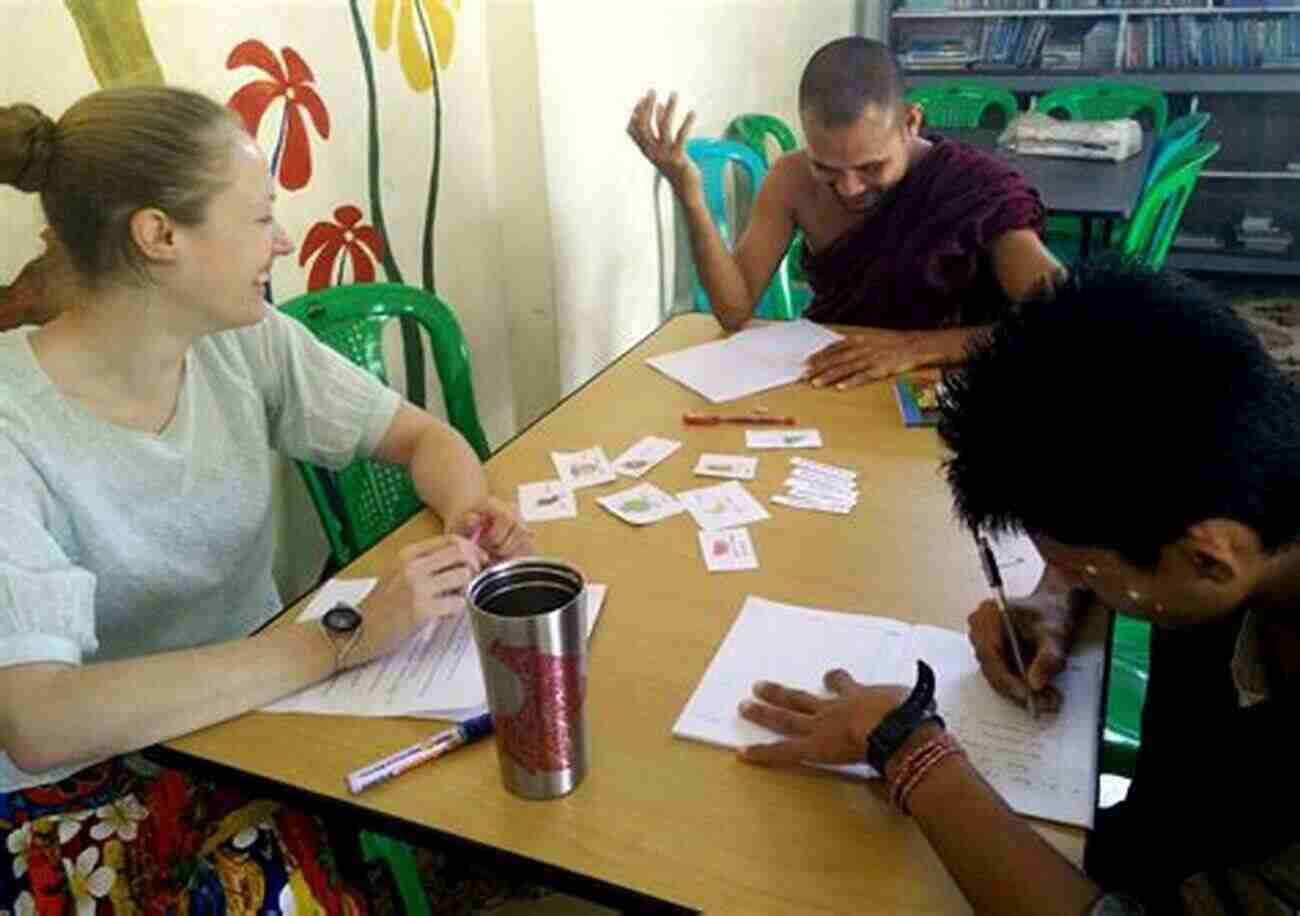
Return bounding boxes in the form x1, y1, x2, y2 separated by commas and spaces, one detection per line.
887, 732, 965, 815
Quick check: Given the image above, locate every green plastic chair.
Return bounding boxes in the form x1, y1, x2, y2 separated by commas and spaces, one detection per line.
1101, 615, 1150, 779
1037, 83, 1170, 255
904, 81, 1020, 129
724, 113, 811, 311
1113, 140, 1220, 270
1034, 82, 1169, 133
677, 138, 798, 321
279, 282, 491, 568
1047, 111, 1212, 263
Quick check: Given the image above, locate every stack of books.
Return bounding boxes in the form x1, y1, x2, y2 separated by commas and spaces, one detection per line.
1235, 213, 1295, 255
898, 36, 980, 69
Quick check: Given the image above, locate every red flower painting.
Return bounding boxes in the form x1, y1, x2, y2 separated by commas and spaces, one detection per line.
226, 40, 330, 191
299, 205, 386, 291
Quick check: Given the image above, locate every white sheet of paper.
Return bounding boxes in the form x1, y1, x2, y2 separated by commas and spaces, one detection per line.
645, 320, 843, 403
791, 456, 859, 480
551, 447, 616, 489
676, 480, 771, 531
694, 453, 758, 480
746, 429, 823, 450
672, 595, 1103, 828
517, 480, 578, 522
265, 582, 608, 719
699, 528, 759, 572
611, 436, 681, 478
596, 482, 684, 526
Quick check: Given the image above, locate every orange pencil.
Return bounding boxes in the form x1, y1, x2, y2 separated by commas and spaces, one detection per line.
682, 412, 797, 427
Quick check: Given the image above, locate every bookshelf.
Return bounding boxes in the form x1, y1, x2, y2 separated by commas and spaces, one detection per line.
885, 1, 1300, 275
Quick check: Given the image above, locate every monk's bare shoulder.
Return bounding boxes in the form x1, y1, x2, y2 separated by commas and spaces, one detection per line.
770, 150, 860, 252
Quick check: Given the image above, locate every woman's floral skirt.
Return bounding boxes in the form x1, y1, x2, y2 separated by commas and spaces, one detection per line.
0, 754, 367, 915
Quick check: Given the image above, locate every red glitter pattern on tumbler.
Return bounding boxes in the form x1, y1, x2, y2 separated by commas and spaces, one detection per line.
489, 640, 585, 772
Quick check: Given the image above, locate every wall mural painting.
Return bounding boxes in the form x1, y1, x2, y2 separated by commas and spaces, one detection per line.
299, 205, 387, 291
64, 0, 164, 88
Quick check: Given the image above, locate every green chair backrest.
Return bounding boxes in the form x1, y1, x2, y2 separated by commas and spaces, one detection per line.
904, 81, 1020, 129
1144, 111, 1210, 191
1034, 82, 1169, 134
725, 112, 799, 163
724, 113, 811, 309
1116, 140, 1219, 270
1101, 615, 1151, 779
681, 138, 797, 321
279, 283, 490, 566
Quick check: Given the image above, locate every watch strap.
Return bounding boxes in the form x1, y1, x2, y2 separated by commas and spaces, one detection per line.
866, 659, 941, 774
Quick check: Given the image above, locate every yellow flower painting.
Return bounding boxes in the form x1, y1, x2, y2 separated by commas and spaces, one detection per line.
374, 0, 459, 92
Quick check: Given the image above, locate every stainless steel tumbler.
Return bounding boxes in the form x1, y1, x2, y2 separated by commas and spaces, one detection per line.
466, 558, 589, 799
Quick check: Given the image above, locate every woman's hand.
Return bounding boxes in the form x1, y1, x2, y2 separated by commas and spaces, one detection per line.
449, 497, 534, 560
354, 536, 488, 665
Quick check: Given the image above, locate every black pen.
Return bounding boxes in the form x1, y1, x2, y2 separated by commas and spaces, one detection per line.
976, 536, 1038, 720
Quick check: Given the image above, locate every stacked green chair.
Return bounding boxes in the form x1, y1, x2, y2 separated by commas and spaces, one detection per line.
1034, 82, 1169, 133
677, 138, 798, 321
1048, 111, 1212, 262
904, 81, 1020, 129
1036, 82, 1170, 258
724, 113, 811, 312
1112, 139, 1220, 270
279, 282, 491, 568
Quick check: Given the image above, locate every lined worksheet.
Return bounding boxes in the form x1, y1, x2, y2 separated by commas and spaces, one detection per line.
264, 581, 607, 720
673, 595, 1102, 828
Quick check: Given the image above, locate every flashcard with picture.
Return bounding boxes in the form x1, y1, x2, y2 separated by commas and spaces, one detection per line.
517, 480, 578, 522
551, 447, 616, 489
693, 453, 758, 480
596, 483, 684, 526
698, 528, 759, 572
676, 480, 771, 531
611, 436, 682, 478
745, 429, 823, 450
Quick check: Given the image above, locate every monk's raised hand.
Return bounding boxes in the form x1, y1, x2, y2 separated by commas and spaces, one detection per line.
803, 330, 939, 389
626, 89, 699, 193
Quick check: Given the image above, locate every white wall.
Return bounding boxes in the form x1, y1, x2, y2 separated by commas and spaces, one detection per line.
531, 0, 858, 393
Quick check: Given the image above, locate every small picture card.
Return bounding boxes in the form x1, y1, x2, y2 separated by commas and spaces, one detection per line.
787, 469, 858, 497
745, 429, 823, 450
698, 528, 759, 572
791, 456, 858, 480
611, 436, 682, 478
772, 493, 854, 515
517, 480, 578, 522
676, 480, 771, 531
693, 453, 758, 480
785, 483, 857, 511
551, 447, 616, 490
596, 483, 684, 526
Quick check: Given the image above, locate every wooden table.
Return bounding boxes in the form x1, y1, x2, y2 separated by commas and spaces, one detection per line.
155, 314, 1089, 915
944, 127, 1154, 259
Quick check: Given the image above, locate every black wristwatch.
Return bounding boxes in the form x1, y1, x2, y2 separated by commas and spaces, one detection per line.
866, 660, 945, 774
318, 602, 364, 670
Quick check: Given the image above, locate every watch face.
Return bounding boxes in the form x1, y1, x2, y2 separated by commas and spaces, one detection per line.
322, 604, 362, 634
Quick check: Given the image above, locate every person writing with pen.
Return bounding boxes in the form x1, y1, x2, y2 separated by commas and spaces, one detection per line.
738, 263, 1300, 914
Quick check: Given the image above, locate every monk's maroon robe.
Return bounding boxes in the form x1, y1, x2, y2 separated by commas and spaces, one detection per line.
802, 137, 1044, 329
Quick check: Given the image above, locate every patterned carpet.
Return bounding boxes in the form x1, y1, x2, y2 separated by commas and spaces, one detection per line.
1232, 292, 1300, 383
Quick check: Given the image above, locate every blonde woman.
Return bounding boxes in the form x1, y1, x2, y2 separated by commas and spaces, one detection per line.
0, 87, 531, 913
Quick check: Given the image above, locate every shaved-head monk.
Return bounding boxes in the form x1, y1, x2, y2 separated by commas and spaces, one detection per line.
627, 36, 1065, 389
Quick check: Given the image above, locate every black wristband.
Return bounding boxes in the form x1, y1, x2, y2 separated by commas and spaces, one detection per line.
866, 660, 943, 774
